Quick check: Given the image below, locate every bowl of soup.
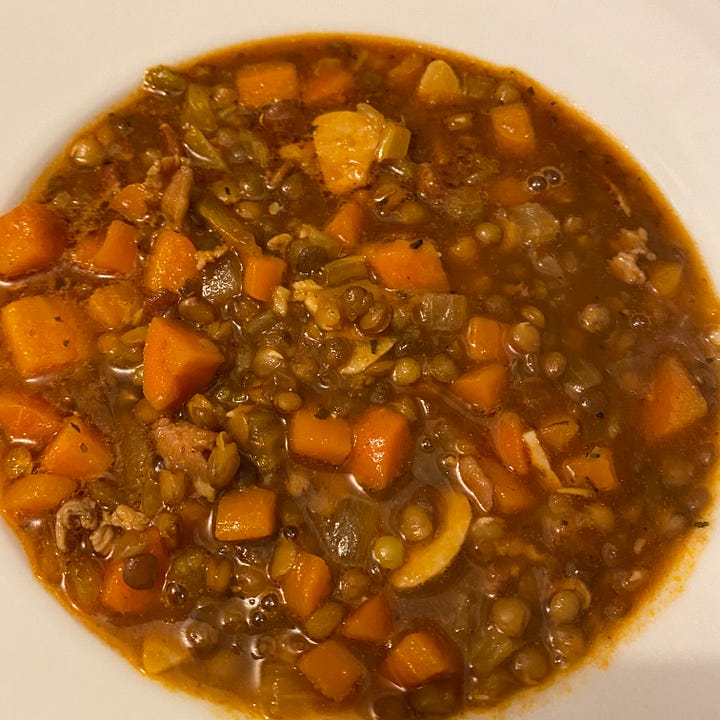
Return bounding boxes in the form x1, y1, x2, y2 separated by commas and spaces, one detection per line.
1, 2, 719, 719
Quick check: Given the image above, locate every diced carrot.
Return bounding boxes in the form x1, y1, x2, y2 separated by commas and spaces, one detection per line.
0, 202, 66, 278
109, 183, 150, 222
144, 228, 199, 293
642, 355, 707, 444
563, 447, 619, 492
381, 630, 456, 688
365, 237, 450, 293
243, 253, 287, 302
70, 233, 103, 269
214, 486, 278, 541
350, 406, 411, 492
101, 527, 168, 615
0, 390, 63, 443
93, 219, 139, 275
86, 282, 142, 330
464, 315, 510, 364
342, 595, 394, 644
489, 410, 529, 474
39, 416, 113, 481
485, 176, 535, 206
142, 317, 224, 413
387, 53, 425, 89
302, 61, 354, 105
451, 364, 508, 409
324, 199, 365, 251
483, 456, 538, 514
289, 409, 353, 465
281, 549, 333, 619
537, 413, 580, 452
297, 639, 366, 702
2, 473, 78, 516
235, 61, 299, 109
0, 295, 93, 378
489, 102, 537, 156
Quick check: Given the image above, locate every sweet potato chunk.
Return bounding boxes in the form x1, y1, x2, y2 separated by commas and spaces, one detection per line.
93, 219, 139, 274
235, 61, 299, 109
0, 295, 93, 378
450, 364, 508, 409
144, 228, 199, 293
86, 282, 142, 330
297, 639, 366, 702
642, 355, 707, 444
0, 201, 66, 278
101, 527, 168, 615
489, 102, 536, 156
350, 406, 411, 491
142, 317, 224, 413
214, 486, 278, 541
0, 390, 63, 443
2, 473, 78, 516
381, 630, 456, 688
342, 595, 394, 644
39, 416, 113, 481
365, 237, 450, 293
289, 409, 353, 465
243, 253, 287, 302
464, 316, 511, 364
563, 447, 619, 492
281, 550, 333, 619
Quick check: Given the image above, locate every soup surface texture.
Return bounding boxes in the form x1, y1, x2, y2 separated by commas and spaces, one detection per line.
0, 35, 718, 719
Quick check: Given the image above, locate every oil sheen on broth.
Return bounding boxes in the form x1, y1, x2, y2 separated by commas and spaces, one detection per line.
0, 34, 718, 720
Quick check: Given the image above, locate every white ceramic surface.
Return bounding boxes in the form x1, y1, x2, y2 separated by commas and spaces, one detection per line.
1, 1, 719, 718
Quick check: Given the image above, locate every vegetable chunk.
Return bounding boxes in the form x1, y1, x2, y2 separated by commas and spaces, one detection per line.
642, 355, 707, 444
297, 639, 366, 701
0, 295, 92, 377
350, 406, 411, 491
142, 317, 224, 413
39, 416, 113, 480
0, 390, 63, 443
313, 106, 385, 194
2, 473, 78, 516
390, 487, 471, 589
281, 549, 333, 619
381, 630, 456, 687
489, 102, 536, 156
0, 201, 66, 278
243, 253, 287, 302
450, 363, 509, 409
365, 237, 450, 293
144, 228, 199, 292
235, 61, 299, 109
214, 486, 278, 541
289, 409, 353, 465
342, 595, 394, 644
93, 219, 139, 274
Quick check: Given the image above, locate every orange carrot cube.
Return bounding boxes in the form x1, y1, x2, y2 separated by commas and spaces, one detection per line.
289, 409, 353, 465
39, 416, 113, 481
0, 295, 93, 378
142, 317, 224, 413
297, 639, 366, 702
350, 406, 411, 491
451, 364, 508, 409
0, 201, 66, 278
214, 486, 278, 541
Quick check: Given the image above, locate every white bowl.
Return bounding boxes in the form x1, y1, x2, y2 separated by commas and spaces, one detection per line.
1, 1, 719, 719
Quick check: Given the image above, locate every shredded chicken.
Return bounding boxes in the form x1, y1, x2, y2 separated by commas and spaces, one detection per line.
55, 498, 99, 553
161, 164, 194, 230
608, 227, 656, 285
152, 418, 217, 499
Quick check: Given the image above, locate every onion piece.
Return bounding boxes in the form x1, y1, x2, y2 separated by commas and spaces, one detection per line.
390, 487, 471, 589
